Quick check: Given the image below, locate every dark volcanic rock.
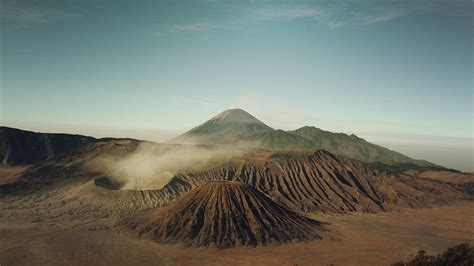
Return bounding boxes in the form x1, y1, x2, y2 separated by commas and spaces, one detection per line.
0, 127, 95, 165
0, 127, 141, 166
120, 181, 322, 248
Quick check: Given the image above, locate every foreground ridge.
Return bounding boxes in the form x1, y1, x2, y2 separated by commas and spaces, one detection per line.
120, 181, 323, 248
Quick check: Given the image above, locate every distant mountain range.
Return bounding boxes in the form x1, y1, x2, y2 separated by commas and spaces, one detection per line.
172, 109, 435, 167
0, 127, 136, 165
0, 116, 469, 217
0, 108, 437, 168
0, 127, 95, 165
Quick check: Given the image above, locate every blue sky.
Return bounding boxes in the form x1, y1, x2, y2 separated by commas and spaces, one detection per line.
0, 0, 472, 171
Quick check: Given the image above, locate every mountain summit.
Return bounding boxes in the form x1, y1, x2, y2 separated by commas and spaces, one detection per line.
171, 108, 437, 167
209, 108, 268, 125
172, 108, 273, 144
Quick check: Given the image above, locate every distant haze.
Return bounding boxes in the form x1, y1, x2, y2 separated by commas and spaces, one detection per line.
367, 134, 473, 173
1, 0, 472, 171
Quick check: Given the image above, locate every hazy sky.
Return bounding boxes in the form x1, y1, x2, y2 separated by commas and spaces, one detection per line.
1, 0, 473, 171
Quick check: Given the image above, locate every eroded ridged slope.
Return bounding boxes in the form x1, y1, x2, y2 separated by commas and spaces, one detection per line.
2, 141, 465, 217
154, 150, 465, 213
120, 181, 322, 248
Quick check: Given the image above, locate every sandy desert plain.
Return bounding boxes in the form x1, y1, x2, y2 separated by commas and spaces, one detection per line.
1, 180, 473, 265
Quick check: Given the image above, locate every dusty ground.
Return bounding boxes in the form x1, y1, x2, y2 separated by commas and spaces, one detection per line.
1, 201, 473, 266
0, 165, 29, 185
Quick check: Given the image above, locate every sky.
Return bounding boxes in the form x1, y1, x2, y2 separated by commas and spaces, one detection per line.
0, 0, 473, 171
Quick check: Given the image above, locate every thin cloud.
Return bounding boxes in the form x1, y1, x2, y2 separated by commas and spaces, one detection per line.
161, 1, 420, 34
0, 6, 82, 25
168, 22, 212, 32
176, 97, 223, 109
166, 20, 244, 34
255, 2, 418, 28
323, 2, 419, 29
250, 6, 329, 21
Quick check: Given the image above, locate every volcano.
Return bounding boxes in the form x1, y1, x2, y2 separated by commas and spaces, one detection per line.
171, 108, 273, 145
120, 181, 322, 248
171, 108, 437, 167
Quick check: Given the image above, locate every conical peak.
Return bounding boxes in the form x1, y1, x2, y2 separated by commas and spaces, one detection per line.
200, 180, 247, 189
210, 108, 265, 124
172, 108, 273, 144
120, 179, 322, 248
191, 180, 257, 196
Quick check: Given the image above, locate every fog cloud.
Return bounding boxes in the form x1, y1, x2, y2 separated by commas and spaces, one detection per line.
89, 142, 242, 190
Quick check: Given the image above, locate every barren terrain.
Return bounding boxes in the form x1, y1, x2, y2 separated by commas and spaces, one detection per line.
1, 200, 472, 265
1, 127, 473, 265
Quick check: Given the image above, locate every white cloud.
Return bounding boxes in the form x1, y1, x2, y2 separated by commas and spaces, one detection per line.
168, 22, 213, 32
162, 1, 420, 34
250, 6, 329, 22
166, 20, 243, 33
0, 6, 82, 25
324, 2, 418, 29
175, 97, 223, 109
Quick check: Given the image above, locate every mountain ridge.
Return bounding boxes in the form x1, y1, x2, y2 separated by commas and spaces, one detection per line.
172, 109, 274, 145
171, 109, 438, 167
0, 126, 140, 166
0, 108, 440, 168
209, 108, 270, 125
288, 126, 434, 167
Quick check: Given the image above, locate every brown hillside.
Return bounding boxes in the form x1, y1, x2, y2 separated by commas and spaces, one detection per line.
1, 141, 468, 220
120, 181, 322, 248
150, 150, 466, 213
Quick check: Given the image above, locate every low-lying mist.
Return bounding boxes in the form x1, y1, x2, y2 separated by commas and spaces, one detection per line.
89, 142, 242, 190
